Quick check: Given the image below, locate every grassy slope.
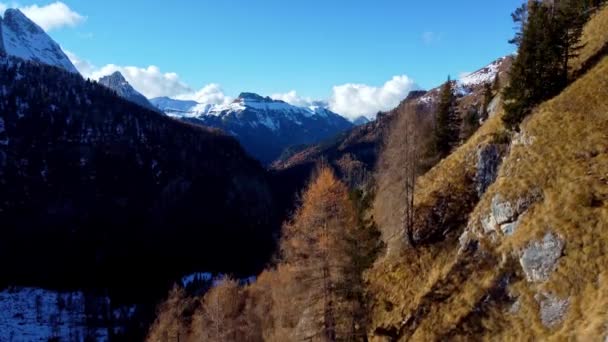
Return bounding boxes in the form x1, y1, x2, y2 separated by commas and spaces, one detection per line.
368, 6, 608, 341
467, 54, 608, 341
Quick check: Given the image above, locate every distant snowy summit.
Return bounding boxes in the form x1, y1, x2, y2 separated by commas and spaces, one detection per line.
151, 93, 353, 164
151, 93, 343, 123
417, 56, 513, 105
459, 56, 509, 88
99, 71, 158, 111
0, 9, 78, 73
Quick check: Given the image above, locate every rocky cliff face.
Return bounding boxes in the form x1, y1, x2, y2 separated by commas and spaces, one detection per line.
98, 71, 158, 111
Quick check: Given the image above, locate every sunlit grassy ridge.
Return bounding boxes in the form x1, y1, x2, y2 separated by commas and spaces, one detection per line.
369, 98, 511, 342
467, 54, 608, 340
368, 6, 608, 340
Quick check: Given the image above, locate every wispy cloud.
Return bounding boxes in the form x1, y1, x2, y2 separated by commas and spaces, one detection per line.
0, 2, 86, 31
270, 90, 315, 107
176, 83, 232, 105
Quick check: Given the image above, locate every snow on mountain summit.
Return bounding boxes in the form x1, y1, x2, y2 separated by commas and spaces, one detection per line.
151, 92, 353, 164
0, 9, 78, 73
458, 56, 508, 87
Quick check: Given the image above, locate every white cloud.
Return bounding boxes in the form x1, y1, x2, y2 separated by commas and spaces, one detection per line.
91, 65, 192, 99
66, 51, 231, 102
270, 90, 314, 107
176, 83, 232, 105
1, 2, 86, 31
64, 50, 95, 75
328, 75, 418, 120
65, 54, 417, 119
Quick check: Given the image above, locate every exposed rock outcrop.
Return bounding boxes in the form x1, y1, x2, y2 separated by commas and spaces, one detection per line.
535, 292, 569, 328
98, 71, 158, 111
480, 190, 543, 238
487, 95, 501, 118
512, 130, 535, 147
520, 232, 564, 282
475, 144, 501, 197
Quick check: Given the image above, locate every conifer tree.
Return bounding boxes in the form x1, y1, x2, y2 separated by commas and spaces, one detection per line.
556, 0, 590, 82
434, 77, 459, 157
503, 0, 591, 130
280, 165, 373, 341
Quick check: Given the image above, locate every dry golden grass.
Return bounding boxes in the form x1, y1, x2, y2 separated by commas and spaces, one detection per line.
369, 97, 513, 340
464, 55, 608, 340
369, 9, 608, 339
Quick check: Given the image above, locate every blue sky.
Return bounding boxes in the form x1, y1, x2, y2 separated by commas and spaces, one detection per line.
1, 0, 523, 118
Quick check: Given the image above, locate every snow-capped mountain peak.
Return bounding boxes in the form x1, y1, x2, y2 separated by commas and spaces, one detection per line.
98, 71, 158, 111
150, 92, 353, 164
0, 9, 78, 73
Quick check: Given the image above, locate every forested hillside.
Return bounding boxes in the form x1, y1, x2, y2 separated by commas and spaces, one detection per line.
0, 57, 278, 313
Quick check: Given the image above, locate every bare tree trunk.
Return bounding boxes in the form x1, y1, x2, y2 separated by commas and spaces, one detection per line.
402, 114, 419, 248
322, 222, 337, 342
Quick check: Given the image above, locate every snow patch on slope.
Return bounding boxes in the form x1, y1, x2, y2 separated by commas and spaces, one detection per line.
0, 287, 109, 342
458, 57, 505, 88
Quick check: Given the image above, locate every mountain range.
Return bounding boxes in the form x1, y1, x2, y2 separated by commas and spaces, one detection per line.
151, 93, 354, 164
0, 8, 356, 166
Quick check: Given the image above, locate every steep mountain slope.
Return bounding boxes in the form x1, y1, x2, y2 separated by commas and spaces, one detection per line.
0, 9, 77, 73
0, 55, 279, 335
367, 6, 608, 340
271, 57, 513, 195
152, 93, 353, 164
98, 71, 158, 111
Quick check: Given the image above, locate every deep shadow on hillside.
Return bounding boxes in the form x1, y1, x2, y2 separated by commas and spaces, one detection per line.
0, 58, 281, 308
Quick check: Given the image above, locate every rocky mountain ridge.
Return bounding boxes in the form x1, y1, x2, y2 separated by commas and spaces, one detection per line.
0, 9, 77, 73
99, 71, 158, 111
152, 93, 353, 164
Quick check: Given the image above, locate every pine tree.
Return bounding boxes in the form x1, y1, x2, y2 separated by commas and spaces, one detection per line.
556, 0, 590, 82
503, 0, 591, 130
503, 1, 561, 129
434, 77, 459, 157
